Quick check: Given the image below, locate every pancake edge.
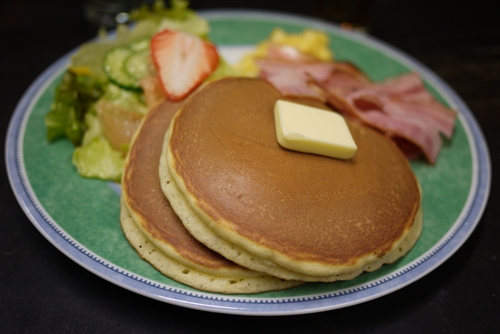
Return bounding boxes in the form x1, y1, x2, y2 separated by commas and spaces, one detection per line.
120, 198, 302, 294
122, 191, 264, 277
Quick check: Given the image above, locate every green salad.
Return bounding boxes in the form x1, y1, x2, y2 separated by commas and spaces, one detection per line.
45, 0, 229, 182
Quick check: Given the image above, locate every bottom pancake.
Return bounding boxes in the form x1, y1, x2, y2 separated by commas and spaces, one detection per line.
120, 199, 299, 293
121, 98, 300, 294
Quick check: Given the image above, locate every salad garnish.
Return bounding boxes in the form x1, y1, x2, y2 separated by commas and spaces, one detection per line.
45, 0, 216, 181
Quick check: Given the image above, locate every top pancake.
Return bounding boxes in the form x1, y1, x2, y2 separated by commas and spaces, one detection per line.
121, 96, 300, 292
164, 77, 421, 279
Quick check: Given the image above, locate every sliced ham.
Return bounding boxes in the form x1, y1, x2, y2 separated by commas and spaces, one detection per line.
262, 69, 326, 101
367, 73, 457, 134
253, 50, 457, 164
372, 72, 431, 101
349, 89, 455, 139
255, 59, 371, 103
256, 59, 337, 101
256, 58, 336, 82
321, 73, 456, 163
355, 109, 442, 164
317, 85, 442, 163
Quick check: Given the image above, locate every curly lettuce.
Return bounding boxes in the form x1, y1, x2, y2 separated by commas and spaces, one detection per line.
45, 71, 105, 146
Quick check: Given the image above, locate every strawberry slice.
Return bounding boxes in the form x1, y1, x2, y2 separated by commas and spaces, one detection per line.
150, 29, 219, 101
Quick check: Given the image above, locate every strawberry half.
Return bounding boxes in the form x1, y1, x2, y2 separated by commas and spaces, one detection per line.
150, 29, 219, 101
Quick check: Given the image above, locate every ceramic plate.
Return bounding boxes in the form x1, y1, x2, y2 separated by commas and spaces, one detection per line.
5, 11, 490, 315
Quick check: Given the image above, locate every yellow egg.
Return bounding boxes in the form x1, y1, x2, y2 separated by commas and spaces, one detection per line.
231, 28, 334, 77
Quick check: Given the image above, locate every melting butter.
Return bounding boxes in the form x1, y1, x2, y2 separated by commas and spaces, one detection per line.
274, 100, 357, 159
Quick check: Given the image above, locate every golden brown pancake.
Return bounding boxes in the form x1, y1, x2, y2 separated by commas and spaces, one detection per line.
121, 97, 300, 293
160, 77, 422, 282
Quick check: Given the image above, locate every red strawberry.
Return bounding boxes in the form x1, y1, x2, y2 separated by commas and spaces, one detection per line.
150, 29, 219, 101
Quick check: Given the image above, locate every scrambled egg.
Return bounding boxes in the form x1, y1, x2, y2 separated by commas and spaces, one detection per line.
232, 28, 334, 77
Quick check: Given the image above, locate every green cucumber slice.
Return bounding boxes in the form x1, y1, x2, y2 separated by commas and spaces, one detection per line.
125, 50, 151, 82
103, 47, 139, 90
103, 39, 151, 90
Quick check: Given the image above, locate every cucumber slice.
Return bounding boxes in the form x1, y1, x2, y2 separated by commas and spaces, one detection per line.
103, 47, 139, 90
103, 39, 151, 90
125, 50, 151, 82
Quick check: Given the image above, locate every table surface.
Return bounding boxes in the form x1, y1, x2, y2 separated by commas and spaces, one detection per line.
1, 0, 499, 332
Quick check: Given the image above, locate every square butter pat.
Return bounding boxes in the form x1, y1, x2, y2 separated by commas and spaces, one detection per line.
274, 100, 357, 159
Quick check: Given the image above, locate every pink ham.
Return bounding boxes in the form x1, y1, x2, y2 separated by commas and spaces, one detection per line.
256, 59, 371, 103
254, 49, 457, 164
367, 73, 457, 136
371, 72, 431, 101
256, 58, 336, 82
256, 59, 337, 101
320, 73, 456, 163
349, 89, 455, 139
262, 69, 326, 101
348, 105, 443, 163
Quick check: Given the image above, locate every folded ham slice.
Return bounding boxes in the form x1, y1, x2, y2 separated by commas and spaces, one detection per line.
320, 72, 456, 164
254, 52, 456, 164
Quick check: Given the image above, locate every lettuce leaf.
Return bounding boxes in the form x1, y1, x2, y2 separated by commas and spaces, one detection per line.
72, 137, 124, 182
81, 111, 103, 146
73, 111, 124, 182
45, 71, 105, 145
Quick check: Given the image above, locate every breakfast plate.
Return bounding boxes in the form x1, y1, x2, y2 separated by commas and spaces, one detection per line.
5, 11, 490, 315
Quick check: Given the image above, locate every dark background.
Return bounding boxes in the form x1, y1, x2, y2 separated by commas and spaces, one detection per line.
1, 0, 499, 332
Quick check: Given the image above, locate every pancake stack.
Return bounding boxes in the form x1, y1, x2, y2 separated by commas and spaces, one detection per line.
160, 77, 422, 282
121, 77, 422, 293
120, 95, 301, 293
